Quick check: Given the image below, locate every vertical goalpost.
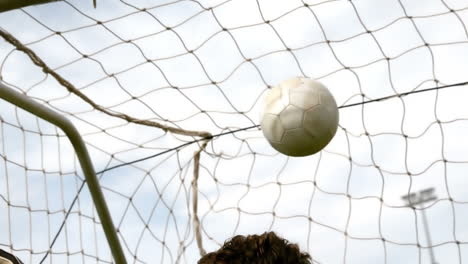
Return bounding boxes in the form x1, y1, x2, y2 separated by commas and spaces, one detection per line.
0, 82, 126, 264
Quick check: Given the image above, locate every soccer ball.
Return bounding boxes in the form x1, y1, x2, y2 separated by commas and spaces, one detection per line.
260, 77, 339, 157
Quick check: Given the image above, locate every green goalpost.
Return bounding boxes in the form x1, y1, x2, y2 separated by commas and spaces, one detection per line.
0, 82, 126, 264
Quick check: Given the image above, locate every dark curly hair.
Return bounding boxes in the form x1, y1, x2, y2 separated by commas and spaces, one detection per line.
198, 232, 312, 264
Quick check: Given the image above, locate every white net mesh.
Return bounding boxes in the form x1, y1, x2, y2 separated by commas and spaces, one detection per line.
1, 0, 468, 263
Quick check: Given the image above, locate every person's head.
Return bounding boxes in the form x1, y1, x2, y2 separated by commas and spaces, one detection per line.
198, 231, 312, 264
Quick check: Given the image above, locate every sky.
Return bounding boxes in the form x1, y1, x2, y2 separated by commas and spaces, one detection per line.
1, 0, 468, 263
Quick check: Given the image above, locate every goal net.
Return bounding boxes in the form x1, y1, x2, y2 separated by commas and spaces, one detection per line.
1, 0, 468, 263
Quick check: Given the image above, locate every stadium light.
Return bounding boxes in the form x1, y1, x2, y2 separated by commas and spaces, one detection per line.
401, 188, 438, 264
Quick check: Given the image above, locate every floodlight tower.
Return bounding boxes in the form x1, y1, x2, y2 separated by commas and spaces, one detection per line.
401, 188, 438, 264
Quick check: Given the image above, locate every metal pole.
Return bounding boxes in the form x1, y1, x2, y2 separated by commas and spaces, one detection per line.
0, 0, 61, 13
0, 83, 127, 264
419, 207, 437, 264
401, 188, 438, 264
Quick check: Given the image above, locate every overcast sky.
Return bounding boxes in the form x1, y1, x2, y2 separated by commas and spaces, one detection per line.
1, 0, 468, 263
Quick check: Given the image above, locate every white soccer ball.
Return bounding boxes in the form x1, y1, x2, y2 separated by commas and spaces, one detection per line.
260, 77, 339, 157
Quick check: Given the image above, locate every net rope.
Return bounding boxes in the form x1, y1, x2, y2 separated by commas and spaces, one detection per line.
1, 0, 468, 263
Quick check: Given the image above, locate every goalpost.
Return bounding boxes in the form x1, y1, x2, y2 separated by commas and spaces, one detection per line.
1, 0, 468, 263
0, 81, 126, 263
